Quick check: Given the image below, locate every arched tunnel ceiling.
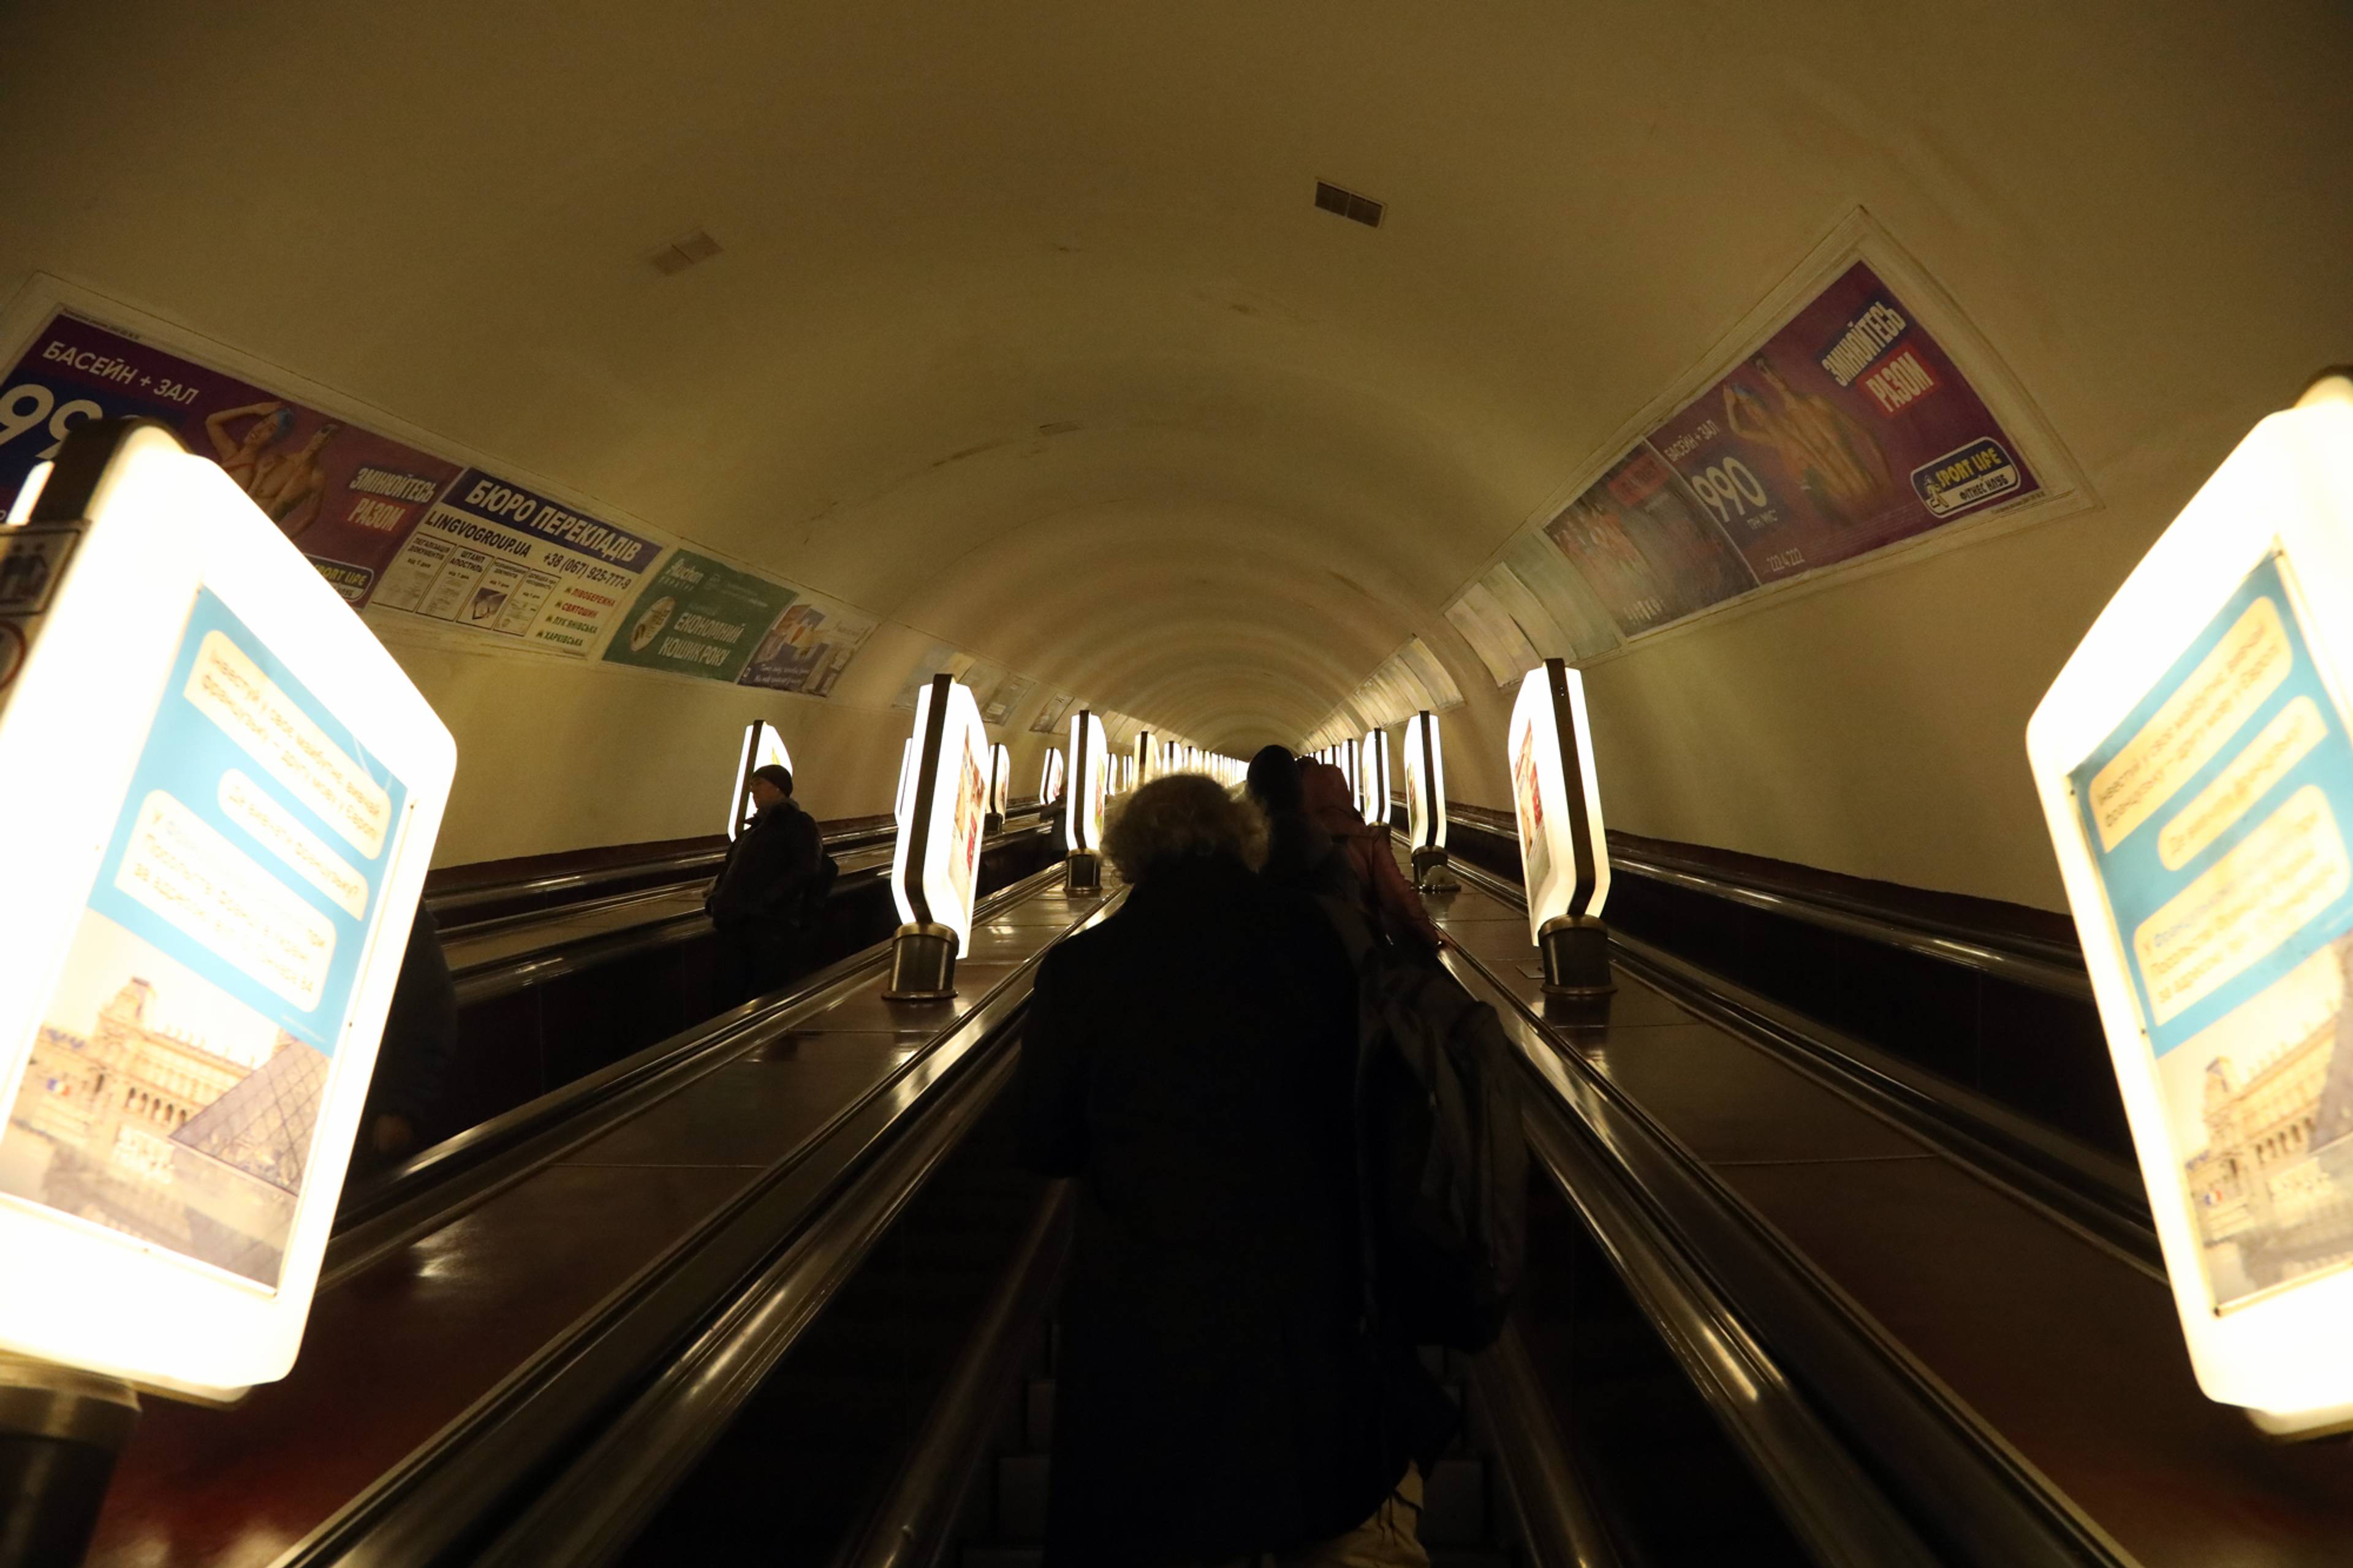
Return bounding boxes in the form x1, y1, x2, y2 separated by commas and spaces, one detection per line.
6, 2, 2345, 755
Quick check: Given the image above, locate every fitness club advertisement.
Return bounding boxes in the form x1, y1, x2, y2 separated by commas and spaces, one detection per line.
1642, 260, 2040, 586
0, 312, 460, 606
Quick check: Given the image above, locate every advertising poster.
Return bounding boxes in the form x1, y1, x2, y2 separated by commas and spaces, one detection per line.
978, 672, 1035, 727
738, 594, 880, 698
602, 550, 797, 683
1447, 581, 1540, 688
369, 470, 662, 658
1031, 691, 1079, 735
893, 643, 971, 711
948, 726, 988, 921
1510, 714, 1553, 909
1644, 261, 2040, 585
1502, 536, 1622, 661
1544, 448, 1757, 637
0, 590, 406, 1286
2067, 555, 2353, 1307
0, 313, 460, 606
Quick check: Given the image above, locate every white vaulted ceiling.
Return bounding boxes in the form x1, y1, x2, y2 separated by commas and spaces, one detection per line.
5, 0, 2349, 895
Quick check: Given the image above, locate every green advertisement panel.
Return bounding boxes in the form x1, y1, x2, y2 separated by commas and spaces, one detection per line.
602, 550, 795, 683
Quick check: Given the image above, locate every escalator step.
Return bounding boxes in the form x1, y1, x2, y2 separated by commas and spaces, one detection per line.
1420, 1456, 1488, 1546
963, 1550, 1040, 1568
1025, 1377, 1054, 1451
997, 1452, 1051, 1540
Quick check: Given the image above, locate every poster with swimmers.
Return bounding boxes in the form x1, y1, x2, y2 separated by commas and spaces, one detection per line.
2066, 554, 2353, 1308
0, 312, 459, 606
1643, 262, 2040, 586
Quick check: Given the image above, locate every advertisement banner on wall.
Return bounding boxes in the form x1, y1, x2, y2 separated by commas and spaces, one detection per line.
0, 312, 460, 605
737, 593, 880, 698
368, 469, 662, 657
1031, 691, 1079, 735
1643, 260, 2041, 586
602, 549, 797, 683
978, 671, 1036, 726
1544, 448, 1758, 637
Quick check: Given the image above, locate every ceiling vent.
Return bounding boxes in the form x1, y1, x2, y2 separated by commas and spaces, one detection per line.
1313, 181, 1384, 228
650, 229, 722, 276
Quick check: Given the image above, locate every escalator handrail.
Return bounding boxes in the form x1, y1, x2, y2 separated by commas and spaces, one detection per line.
1440, 808, 2091, 1000
1464, 1321, 1628, 1568
283, 881, 1119, 1568
464, 896, 1124, 1568
426, 803, 1047, 925
1438, 915, 2132, 1566
328, 857, 1072, 1279
1442, 854, 2156, 1276
445, 819, 1054, 1005
1603, 925, 2161, 1275
832, 1183, 1077, 1568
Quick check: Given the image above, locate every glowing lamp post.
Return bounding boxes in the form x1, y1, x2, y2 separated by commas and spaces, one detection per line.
0, 422, 455, 1554
885, 674, 989, 1002
984, 741, 1011, 833
1039, 746, 1066, 809
727, 719, 794, 840
1509, 659, 1613, 1006
2028, 369, 2353, 1439
1403, 710, 1455, 892
1064, 709, 1109, 892
1362, 729, 1393, 830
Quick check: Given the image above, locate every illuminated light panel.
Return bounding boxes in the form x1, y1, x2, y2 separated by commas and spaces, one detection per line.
1362, 729, 1392, 825
0, 422, 454, 1401
2028, 372, 2353, 1439
1404, 711, 1449, 854
988, 743, 1011, 817
890, 675, 990, 956
1066, 710, 1108, 854
726, 719, 794, 840
1507, 659, 1612, 944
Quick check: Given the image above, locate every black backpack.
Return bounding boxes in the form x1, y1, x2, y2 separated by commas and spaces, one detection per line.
1327, 905, 1528, 1352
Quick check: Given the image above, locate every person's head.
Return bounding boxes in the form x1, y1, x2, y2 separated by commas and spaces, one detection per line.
243, 407, 295, 452
749, 763, 794, 811
1299, 761, 1360, 828
1245, 744, 1303, 816
1104, 773, 1267, 884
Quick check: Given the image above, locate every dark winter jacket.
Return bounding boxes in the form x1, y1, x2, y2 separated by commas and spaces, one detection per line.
1015, 854, 1412, 1566
705, 801, 823, 925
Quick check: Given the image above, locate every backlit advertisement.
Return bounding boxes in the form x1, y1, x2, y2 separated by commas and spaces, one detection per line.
0, 312, 460, 606
1, 592, 406, 1286
2066, 556, 2353, 1311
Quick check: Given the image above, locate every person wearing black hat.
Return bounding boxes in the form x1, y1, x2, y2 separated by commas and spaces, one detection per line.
705, 763, 824, 1009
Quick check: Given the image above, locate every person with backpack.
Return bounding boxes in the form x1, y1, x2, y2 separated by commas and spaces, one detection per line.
1015, 773, 1447, 1567
1299, 760, 1445, 957
705, 763, 828, 1009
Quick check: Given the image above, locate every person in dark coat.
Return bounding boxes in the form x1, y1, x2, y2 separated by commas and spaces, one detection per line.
1246, 743, 1361, 906
358, 904, 457, 1168
705, 763, 824, 1009
1016, 773, 1437, 1567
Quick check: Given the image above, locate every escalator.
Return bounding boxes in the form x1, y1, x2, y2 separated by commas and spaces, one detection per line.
332, 806, 1059, 1216
82, 819, 2353, 1566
